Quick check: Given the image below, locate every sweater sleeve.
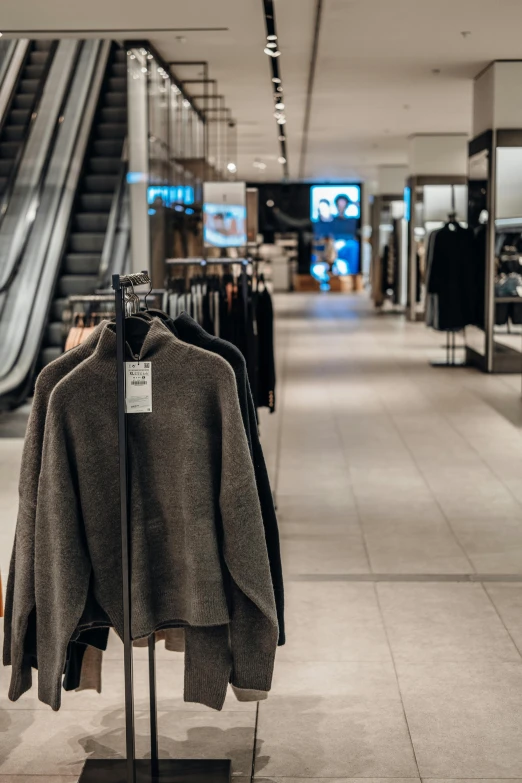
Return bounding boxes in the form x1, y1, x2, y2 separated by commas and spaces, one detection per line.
217, 362, 278, 695
32, 400, 92, 710
4, 372, 56, 688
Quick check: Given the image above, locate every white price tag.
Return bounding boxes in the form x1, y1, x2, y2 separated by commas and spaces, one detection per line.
125, 362, 152, 413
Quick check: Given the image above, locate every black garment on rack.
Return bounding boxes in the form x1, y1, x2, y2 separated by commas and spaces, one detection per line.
256, 289, 276, 413
426, 222, 475, 331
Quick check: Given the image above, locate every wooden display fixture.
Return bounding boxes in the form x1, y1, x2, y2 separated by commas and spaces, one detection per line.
293, 274, 320, 292
293, 273, 364, 293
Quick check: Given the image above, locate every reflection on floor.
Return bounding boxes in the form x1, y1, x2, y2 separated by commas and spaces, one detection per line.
3, 292, 522, 781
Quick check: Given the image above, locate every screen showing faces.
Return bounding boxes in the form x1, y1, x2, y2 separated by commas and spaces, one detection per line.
311, 185, 361, 223
203, 203, 247, 248
310, 185, 361, 277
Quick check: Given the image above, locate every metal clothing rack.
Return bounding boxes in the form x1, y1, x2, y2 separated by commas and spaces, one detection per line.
78, 271, 231, 783
431, 330, 466, 368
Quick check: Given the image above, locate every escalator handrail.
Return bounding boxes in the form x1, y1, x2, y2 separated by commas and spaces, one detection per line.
0, 39, 20, 93
98, 138, 128, 288
0, 41, 59, 230
0, 41, 79, 296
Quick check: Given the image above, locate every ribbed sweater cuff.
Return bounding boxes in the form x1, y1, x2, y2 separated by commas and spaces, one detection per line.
184, 664, 229, 711
231, 650, 276, 693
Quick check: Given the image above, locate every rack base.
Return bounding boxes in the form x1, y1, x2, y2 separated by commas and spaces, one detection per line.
79, 759, 231, 783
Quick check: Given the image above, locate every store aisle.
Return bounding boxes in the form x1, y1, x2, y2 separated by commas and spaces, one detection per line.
3, 292, 522, 780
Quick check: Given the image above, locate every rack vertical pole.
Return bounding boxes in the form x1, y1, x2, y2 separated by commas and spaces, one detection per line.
113, 273, 137, 783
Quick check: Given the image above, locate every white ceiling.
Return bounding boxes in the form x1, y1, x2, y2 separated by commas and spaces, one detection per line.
3, 0, 522, 183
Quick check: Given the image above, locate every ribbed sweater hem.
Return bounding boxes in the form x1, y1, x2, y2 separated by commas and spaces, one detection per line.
184, 664, 230, 711
231, 650, 276, 693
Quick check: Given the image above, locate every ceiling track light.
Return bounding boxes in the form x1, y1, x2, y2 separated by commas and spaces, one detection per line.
267, 34, 278, 41
272, 77, 281, 83
277, 117, 286, 125
275, 102, 285, 110
266, 41, 278, 48
264, 47, 281, 57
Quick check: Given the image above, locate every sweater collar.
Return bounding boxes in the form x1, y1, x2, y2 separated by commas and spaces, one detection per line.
86, 318, 188, 378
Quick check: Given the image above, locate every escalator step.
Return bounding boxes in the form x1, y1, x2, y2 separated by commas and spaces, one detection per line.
0, 177, 8, 192
51, 298, 68, 322
19, 79, 39, 94
23, 64, 45, 80
79, 193, 113, 212
89, 157, 120, 174
46, 321, 65, 348
0, 159, 14, 176
29, 51, 50, 65
8, 109, 31, 126
75, 212, 110, 231
100, 107, 126, 123
41, 346, 63, 367
34, 40, 54, 51
13, 94, 34, 109
68, 233, 105, 253
96, 123, 126, 140
0, 141, 21, 158
93, 139, 123, 157
104, 92, 126, 108
4, 126, 26, 142
108, 77, 126, 92
58, 274, 99, 297
64, 253, 101, 274
111, 63, 127, 78
113, 49, 127, 63
84, 174, 118, 193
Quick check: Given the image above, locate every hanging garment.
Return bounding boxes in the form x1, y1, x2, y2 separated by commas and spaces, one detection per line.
256, 288, 276, 413
425, 222, 475, 331
6, 320, 278, 711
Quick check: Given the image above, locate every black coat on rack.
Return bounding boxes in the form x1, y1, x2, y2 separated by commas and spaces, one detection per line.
426, 222, 475, 331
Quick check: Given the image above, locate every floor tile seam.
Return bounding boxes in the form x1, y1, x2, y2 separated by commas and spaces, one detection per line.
272, 325, 291, 503
372, 582, 422, 779
443, 417, 522, 521
402, 364, 522, 516
287, 574, 522, 582
329, 391, 374, 575
377, 392, 476, 574
479, 582, 522, 662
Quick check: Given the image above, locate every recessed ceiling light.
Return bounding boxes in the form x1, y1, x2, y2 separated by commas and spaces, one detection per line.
278, 156, 286, 164
227, 162, 237, 173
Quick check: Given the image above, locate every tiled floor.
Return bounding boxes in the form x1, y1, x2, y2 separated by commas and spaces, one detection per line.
2, 292, 522, 781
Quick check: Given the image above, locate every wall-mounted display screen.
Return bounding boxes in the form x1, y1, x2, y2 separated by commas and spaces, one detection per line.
203, 182, 247, 248
310, 184, 361, 277
147, 185, 195, 207
310, 185, 361, 223
203, 203, 247, 248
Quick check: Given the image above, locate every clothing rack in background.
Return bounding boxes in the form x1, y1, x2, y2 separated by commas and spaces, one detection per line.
78, 271, 231, 782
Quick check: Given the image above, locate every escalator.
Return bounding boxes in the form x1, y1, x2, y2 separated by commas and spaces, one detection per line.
0, 39, 128, 409
41, 45, 127, 366
0, 41, 56, 206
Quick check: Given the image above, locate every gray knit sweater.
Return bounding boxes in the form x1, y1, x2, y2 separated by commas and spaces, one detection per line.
7, 320, 278, 710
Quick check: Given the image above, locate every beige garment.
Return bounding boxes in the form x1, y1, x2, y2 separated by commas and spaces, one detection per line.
76, 645, 103, 693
